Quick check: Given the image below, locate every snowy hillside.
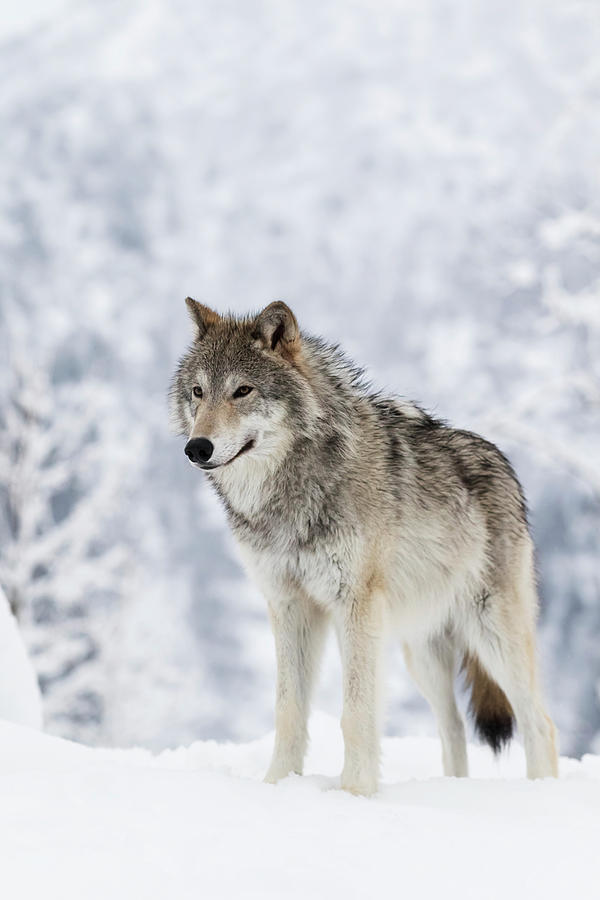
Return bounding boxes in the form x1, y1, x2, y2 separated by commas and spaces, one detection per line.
1, 713, 599, 900
0, 0, 598, 752
0, 587, 42, 729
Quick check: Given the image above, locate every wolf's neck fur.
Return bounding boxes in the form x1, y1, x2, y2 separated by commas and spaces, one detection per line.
209, 336, 375, 538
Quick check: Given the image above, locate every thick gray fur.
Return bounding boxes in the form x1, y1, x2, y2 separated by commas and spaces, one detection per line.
170, 300, 558, 794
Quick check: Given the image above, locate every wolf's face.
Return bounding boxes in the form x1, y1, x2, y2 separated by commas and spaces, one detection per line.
170, 300, 313, 472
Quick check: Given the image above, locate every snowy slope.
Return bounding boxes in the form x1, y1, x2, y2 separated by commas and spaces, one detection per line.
1, 713, 598, 900
0, 588, 42, 729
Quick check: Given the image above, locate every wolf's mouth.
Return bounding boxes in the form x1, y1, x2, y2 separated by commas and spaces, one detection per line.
229, 439, 255, 463
195, 439, 255, 471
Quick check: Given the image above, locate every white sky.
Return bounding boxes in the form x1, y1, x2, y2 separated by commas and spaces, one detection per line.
0, 0, 72, 39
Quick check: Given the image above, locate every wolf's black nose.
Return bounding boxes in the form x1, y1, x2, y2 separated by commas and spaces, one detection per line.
185, 437, 214, 464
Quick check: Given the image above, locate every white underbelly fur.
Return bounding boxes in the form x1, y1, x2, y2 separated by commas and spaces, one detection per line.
236, 525, 487, 642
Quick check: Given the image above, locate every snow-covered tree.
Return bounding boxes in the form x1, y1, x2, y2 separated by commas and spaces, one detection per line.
0, 0, 598, 753
0, 299, 134, 740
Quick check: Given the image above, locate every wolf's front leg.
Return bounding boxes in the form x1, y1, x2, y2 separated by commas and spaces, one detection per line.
264, 593, 328, 784
338, 591, 385, 796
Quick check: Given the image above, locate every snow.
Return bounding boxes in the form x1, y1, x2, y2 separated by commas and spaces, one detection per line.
1, 712, 598, 900
0, 588, 42, 730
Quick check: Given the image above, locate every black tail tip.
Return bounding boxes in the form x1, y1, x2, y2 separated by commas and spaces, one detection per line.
475, 713, 515, 754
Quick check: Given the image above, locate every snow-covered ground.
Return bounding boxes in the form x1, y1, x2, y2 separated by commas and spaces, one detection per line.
2, 713, 598, 900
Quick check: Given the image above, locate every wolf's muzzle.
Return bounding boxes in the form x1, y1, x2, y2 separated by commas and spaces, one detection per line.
185, 437, 214, 465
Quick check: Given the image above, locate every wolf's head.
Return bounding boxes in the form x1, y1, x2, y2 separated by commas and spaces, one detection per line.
170, 299, 319, 473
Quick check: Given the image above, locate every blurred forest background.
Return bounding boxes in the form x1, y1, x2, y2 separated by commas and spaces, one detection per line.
0, 0, 598, 754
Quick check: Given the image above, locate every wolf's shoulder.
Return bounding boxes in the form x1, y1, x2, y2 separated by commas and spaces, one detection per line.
369, 398, 521, 481
369, 395, 441, 429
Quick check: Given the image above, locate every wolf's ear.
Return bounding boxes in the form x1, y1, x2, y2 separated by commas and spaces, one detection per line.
252, 302, 299, 356
185, 297, 220, 340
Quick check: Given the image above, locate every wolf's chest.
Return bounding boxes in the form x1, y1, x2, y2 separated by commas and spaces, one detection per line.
237, 537, 347, 611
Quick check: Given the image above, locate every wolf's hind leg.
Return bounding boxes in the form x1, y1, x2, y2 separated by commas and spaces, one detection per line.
404, 637, 468, 777
264, 593, 328, 784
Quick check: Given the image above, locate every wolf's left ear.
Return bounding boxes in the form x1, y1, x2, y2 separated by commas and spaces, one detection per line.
185, 297, 220, 340
252, 302, 299, 356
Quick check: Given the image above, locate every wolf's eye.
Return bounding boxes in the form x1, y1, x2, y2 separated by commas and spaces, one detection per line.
192, 385, 203, 398
233, 385, 253, 398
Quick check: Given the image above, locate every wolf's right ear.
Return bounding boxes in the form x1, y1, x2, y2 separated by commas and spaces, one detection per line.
185, 297, 220, 340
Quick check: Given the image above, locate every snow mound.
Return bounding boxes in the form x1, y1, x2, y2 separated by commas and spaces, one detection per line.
0, 588, 42, 729
1, 713, 598, 900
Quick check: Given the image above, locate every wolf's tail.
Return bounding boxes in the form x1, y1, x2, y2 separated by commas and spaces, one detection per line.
463, 653, 515, 753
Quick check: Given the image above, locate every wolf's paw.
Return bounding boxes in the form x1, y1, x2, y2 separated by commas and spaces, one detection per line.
263, 768, 285, 785
340, 768, 378, 797
263, 759, 301, 784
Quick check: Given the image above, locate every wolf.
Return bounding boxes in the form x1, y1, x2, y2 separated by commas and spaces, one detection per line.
170, 298, 558, 795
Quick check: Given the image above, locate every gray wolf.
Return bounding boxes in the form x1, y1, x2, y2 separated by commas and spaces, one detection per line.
170, 298, 558, 795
